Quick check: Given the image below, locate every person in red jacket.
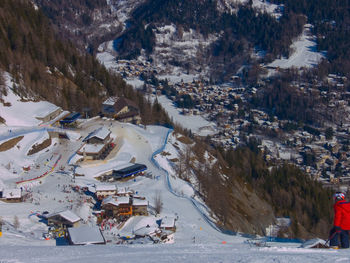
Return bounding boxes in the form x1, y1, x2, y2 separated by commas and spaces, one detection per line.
329, 192, 350, 248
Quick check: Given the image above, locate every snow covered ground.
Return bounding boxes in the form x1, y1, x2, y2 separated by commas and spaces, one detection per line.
1, 240, 349, 262
268, 24, 326, 70
152, 95, 217, 136
0, 73, 61, 126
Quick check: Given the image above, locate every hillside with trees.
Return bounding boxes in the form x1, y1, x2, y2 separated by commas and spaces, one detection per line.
0, 0, 170, 125
177, 135, 333, 238
114, 0, 305, 81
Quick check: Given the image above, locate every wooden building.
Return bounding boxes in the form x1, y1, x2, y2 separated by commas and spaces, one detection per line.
132, 198, 148, 216
35, 105, 62, 123
1, 189, 22, 203
78, 127, 114, 160
160, 216, 176, 232
95, 185, 117, 200
83, 127, 111, 145
44, 210, 81, 229
101, 196, 132, 218
102, 97, 141, 124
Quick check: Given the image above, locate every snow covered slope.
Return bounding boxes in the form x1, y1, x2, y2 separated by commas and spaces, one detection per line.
268, 24, 326, 70
0, 73, 61, 126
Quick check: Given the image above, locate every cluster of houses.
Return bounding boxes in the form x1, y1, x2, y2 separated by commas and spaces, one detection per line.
94, 184, 148, 220
147, 72, 350, 185
38, 182, 176, 245
114, 60, 154, 79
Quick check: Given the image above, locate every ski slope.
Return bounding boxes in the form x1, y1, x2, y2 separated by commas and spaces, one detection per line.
268, 24, 325, 70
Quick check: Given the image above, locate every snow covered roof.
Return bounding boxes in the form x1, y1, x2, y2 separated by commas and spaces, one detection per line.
46, 210, 81, 223
132, 198, 148, 206
2, 188, 21, 199
102, 196, 130, 206
83, 127, 111, 142
95, 184, 117, 192
80, 143, 105, 154
160, 216, 176, 228
68, 225, 105, 245
134, 225, 158, 237
35, 104, 61, 119
103, 97, 118, 106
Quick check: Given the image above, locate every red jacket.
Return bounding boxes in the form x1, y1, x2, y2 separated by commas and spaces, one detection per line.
334, 200, 350, 230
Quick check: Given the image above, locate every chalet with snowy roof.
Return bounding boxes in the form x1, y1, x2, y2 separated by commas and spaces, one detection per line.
35, 105, 62, 123
101, 196, 132, 219
67, 225, 105, 245
83, 127, 111, 144
77, 127, 114, 160
102, 96, 141, 124
160, 216, 176, 232
1, 188, 22, 203
116, 188, 134, 197
95, 184, 117, 200
44, 210, 81, 228
132, 198, 148, 216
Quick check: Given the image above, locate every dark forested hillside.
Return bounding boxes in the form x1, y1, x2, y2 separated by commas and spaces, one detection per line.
116, 0, 304, 66
196, 139, 332, 238
0, 0, 171, 125
270, 0, 350, 77
0, 0, 122, 112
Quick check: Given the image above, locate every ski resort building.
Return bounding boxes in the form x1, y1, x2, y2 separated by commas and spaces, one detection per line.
44, 210, 81, 229
110, 163, 147, 180
59, 112, 81, 127
83, 127, 111, 144
160, 216, 177, 232
102, 96, 141, 124
132, 198, 148, 216
101, 195, 148, 219
1, 188, 22, 203
35, 105, 62, 123
95, 184, 117, 200
101, 196, 132, 219
67, 225, 106, 245
77, 127, 114, 160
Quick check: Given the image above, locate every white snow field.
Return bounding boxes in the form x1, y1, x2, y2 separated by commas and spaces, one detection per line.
152, 95, 217, 136
1, 242, 348, 263
268, 24, 326, 70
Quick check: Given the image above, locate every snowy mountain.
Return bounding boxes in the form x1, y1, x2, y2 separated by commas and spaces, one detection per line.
1, 1, 348, 261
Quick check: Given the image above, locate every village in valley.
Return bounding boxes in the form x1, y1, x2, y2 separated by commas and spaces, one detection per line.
112, 54, 350, 187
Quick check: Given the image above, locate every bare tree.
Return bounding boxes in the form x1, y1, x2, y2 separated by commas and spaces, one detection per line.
154, 190, 163, 215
